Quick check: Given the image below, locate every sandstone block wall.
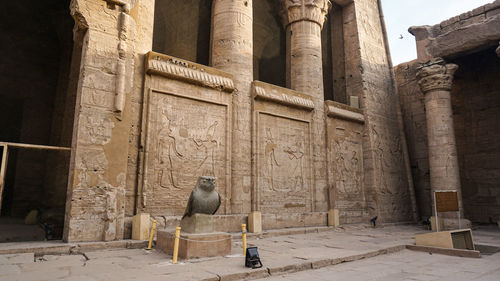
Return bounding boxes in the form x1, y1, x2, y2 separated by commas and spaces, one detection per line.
396, 48, 500, 223
0, 0, 419, 242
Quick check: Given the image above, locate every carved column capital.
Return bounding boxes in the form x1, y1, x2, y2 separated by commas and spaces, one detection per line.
416, 58, 458, 94
279, 0, 331, 28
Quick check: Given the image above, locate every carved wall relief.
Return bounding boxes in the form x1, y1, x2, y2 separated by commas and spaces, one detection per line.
326, 101, 367, 223
256, 112, 312, 213
142, 89, 229, 216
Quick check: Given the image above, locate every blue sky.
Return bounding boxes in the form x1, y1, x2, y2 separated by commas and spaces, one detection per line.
381, 0, 494, 65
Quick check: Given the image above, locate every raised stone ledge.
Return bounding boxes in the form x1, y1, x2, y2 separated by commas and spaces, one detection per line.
145, 52, 235, 92
325, 100, 364, 123
252, 80, 315, 110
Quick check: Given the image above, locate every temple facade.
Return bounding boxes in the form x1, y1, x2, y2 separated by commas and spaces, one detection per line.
6, 0, 498, 243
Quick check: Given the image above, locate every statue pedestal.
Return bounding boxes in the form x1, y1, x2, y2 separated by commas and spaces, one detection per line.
157, 230, 231, 259
180, 214, 215, 233
157, 214, 231, 259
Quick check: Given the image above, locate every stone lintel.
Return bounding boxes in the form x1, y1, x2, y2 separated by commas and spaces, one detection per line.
325, 100, 364, 123
145, 52, 235, 92
416, 58, 458, 94
409, 2, 500, 60
252, 80, 315, 110
331, 0, 352, 7
279, 0, 331, 28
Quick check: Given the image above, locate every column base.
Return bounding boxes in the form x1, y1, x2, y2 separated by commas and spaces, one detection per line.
248, 211, 262, 233
131, 213, 150, 240
328, 209, 340, 227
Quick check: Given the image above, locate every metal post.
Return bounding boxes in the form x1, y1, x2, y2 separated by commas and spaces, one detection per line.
433, 191, 439, 232
242, 224, 247, 256
147, 220, 157, 250
0, 145, 9, 213
172, 226, 181, 264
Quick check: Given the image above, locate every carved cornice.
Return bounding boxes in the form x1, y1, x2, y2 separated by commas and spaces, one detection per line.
146, 52, 235, 92
325, 100, 364, 123
252, 81, 315, 110
279, 0, 331, 28
416, 58, 458, 94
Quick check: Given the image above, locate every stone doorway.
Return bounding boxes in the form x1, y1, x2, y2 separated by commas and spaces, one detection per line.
0, 0, 79, 242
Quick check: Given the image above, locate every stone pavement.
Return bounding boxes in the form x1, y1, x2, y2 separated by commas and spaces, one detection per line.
253, 249, 500, 281
0, 224, 498, 281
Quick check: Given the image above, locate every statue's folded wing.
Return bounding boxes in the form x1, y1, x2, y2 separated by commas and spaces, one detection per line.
182, 191, 195, 219
212, 193, 221, 215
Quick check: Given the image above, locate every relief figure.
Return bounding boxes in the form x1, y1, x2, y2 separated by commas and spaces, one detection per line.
193, 121, 219, 177
264, 128, 280, 191
284, 143, 305, 192
158, 112, 185, 189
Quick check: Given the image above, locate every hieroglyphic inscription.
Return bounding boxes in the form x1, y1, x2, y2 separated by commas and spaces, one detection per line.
257, 112, 311, 213
144, 90, 228, 215
327, 114, 367, 222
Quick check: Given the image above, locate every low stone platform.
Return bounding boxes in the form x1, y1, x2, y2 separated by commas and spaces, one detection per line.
157, 230, 231, 259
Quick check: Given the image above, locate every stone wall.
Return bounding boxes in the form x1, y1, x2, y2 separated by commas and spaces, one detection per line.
343, 0, 415, 222
23, 0, 421, 241
396, 48, 500, 223
395, 61, 432, 218
326, 101, 368, 223
451, 48, 500, 223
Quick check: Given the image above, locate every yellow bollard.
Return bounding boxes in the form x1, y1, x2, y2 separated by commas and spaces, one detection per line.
146, 220, 157, 250
172, 227, 181, 264
242, 224, 247, 256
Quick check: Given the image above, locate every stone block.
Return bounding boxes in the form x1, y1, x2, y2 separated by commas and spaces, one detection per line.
156, 230, 231, 259
248, 211, 262, 233
180, 214, 214, 234
328, 209, 340, 227
131, 213, 150, 240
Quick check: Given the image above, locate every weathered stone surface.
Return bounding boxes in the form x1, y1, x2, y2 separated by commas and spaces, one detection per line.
400, 3, 500, 225
131, 213, 150, 240
248, 211, 262, 233
409, 1, 500, 61
180, 214, 215, 234
156, 230, 231, 259
0, 0, 423, 243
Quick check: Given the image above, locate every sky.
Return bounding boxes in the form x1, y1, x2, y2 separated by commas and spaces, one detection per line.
381, 0, 494, 65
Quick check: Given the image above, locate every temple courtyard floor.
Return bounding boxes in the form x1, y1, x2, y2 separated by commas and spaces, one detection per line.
0, 224, 499, 281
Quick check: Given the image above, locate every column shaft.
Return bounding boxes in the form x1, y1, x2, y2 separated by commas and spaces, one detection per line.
211, 0, 253, 213
417, 59, 464, 218
282, 0, 331, 211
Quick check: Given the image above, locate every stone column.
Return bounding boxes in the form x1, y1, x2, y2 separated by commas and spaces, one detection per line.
211, 0, 253, 214
416, 58, 467, 227
280, 0, 331, 211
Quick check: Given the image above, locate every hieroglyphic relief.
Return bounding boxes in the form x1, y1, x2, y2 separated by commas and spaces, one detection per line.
144, 90, 228, 215
327, 112, 367, 223
257, 112, 311, 213
331, 138, 362, 195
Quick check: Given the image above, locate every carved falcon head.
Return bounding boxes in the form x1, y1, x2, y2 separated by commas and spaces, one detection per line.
198, 176, 216, 192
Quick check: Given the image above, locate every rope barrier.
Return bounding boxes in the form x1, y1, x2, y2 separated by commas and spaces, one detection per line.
161, 232, 233, 243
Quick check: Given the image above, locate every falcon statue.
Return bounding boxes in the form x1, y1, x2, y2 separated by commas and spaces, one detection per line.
182, 176, 221, 219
